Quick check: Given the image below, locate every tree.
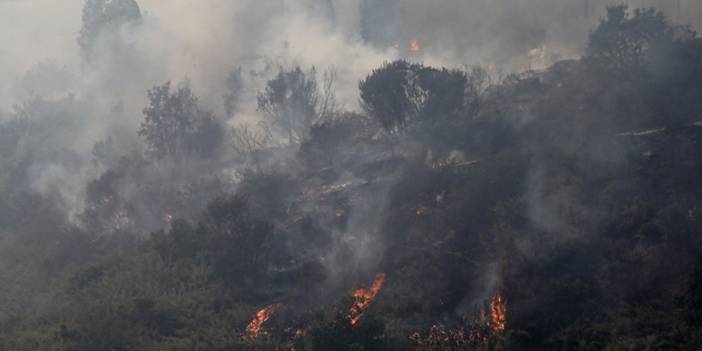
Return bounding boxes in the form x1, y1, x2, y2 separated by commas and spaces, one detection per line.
414, 65, 472, 123
138, 81, 223, 160
151, 194, 280, 299
78, 0, 142, 63
587, 5, 695, 69
230, 122, 272, 161
257, 67, 334, 144
307, 302, 386, 351
359, 60, 418, 133
223, 66, 245, 118
359, 60, 470, 134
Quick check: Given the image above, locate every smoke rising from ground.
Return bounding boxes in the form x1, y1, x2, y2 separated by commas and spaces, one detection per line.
1, 0, 700, 280
1, 2, 702, 349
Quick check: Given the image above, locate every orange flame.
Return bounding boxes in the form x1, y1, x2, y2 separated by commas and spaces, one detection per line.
489, 291, 506, 333
348, 273, 386, 325
163, 212, 173, 224
410, 38, 420, 52
245, 304, 279, 340
409, 290, 506, 347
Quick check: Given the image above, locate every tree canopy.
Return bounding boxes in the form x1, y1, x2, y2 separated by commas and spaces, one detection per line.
257, 67, 324, 144
359, 60, 476, 134
587, 5, 696, 69
138, 81, 223, 160
78, 0, 142, 63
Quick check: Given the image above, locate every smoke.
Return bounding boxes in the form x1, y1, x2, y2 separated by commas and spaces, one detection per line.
0, 1, 82, 108
4, 0, 701, 110
0, 2, 701, 347
0, 0, 697, 276
0, 0, 698, 271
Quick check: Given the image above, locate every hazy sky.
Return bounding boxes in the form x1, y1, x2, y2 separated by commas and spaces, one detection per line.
1, 0, 700, 111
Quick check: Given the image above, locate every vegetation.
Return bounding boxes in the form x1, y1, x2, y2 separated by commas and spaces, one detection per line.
1, 4, 702, 351
78, 0, 142, 63
139, 81, 224, 160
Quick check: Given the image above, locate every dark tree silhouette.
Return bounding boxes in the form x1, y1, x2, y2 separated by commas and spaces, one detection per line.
78, 0, 142, 63
138, 81, 223, 159
359, 60, 471, 134
359, 60, 422, 133
587, 5, 695, 69
223, 66, 244, 118
257, 67, 321, 144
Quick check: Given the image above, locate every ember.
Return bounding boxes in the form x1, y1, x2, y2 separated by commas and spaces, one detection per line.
410, 38, 421, 52
409, 324, 487, 349
489, 290, 506, 333
245, 304, 280, 340
410, 289, 506, 348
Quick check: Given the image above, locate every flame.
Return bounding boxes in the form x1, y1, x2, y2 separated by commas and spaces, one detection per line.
163, 212, 173, 224
245, 304, 279, 340
410, 290, 506, 347
489, 290, 506, 333
410, 38, 420, 52
348, 273, 386, 325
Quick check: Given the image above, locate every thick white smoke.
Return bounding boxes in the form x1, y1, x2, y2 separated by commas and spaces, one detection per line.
1, 0, 701, 220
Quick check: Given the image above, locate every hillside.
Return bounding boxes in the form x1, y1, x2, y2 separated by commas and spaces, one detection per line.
0, 5, 701, 351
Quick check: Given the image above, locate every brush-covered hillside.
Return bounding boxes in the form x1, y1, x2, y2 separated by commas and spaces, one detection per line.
1, 5, 702, 351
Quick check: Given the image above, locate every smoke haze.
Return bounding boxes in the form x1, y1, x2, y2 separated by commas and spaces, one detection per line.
1, 1, 702, 350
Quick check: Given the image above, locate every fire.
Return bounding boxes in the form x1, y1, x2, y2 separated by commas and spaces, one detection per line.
410, 290, 506, 348
245, 304, 279, 340
489, 290, 506, 333
348, 272, 386, 325
410, 38, 420, 52
163, 212, 173, 224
